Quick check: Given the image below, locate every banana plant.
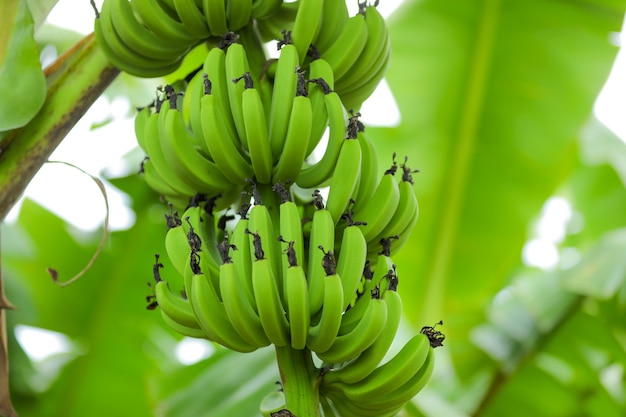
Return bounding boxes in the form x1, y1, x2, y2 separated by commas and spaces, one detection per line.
2, 1, 626, 417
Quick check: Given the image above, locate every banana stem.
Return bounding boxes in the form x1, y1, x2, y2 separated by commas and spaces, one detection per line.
275, 345, 320, 417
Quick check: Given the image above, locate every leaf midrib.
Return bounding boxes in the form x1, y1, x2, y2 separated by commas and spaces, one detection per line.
419, 0, 501, 321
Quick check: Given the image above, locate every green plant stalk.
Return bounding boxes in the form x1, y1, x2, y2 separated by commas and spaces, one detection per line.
275, 345, 320, 417
0, 32, 119, 221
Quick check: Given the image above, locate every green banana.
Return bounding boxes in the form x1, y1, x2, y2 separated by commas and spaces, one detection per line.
203, 44, 241, 150
268, 43, 300, 160
187, 253, 258, 352
250, 243, 290, 347
203, 0, 229, 36
226, 0, 253, 31
323, 281, 404, 385
259, 390, 287, 417
306, 247, 344, 354
312, 0, 349, 53
134, 104, 153, 154
289, 0, 323, 62
240, 75, 274, 184
141, 101, 199, 197
173, 0, 211, 39
158, 94, 235, 194
304, 58, 334, 157
160, 310, 207, 339
335, 3, 390, 93
225, 42, 253, 144
94, 7, 181, 78
370, 161, 420, 255
276, 188, 305, 286
324, 136, 362, 224
284, 263, 310, 350
109, 0, 191, 57
306, 207, 334, 315
330, 333, 431, 403
200, 75, 254, 184
229, 211, 256, 308
247, 202, 282, 295
352, 129, 380, 205
316, 292, 388, 365
320, 8, 368, 81
218, 250, 271, 348
351, 156, 400, 242
272, 76, 312, 184
296, 83, 348, 189
335, 223, 368, 311
132, 0, 197, 44
164, 209, 192, 277
251, 0, 282, 20
338, 44, 391, 112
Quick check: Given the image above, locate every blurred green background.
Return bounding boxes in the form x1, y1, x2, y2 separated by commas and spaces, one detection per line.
2, 0, 626, 416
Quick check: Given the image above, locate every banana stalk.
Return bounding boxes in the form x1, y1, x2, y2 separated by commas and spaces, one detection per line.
0, 32, 119, 221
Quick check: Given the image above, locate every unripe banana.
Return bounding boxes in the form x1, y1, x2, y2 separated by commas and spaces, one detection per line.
173, 0, 211, 39
132, 0, 197, 44
200, 75, 254, 184
335, 4, 390, 93
160, 310, 207, 339
335, 222, 368, 311
226, 0, 253, 32
141, 102, 199, 197
339, 45, 391, 112
272, 73, 313, 184
296, 83, 349, 189
203, 0, 229, 36
158, 92, 235, 194
203, 44, 240, 149
218, 246, 271, 348
247, 201, 282, 292
306, 207, 335, 315
251, 0, 283, 20
268, 44, 300, 160
316, 290, 388, 365
320, 8, 368, 81
307, 246, 344, 354
352, 129, 380, 205
284, 263, 311, 350
240, 74, 274, 184
275, 184, 305, 286
187, 252, 258, 352
312, 0, 349, 53
324, 136, 362, 224
289, 0, 324, 64
328, 333, 431, 404
305, 58, 334, 157
323, 282, 404, 385
249, 229, 290, 347
350, 155, 401, 242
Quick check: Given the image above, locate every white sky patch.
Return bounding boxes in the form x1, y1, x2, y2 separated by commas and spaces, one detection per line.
175, 338, 214, 365
15, 325, 74, 362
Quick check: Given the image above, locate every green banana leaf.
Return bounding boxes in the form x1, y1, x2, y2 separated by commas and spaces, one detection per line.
375, 0, 626, 382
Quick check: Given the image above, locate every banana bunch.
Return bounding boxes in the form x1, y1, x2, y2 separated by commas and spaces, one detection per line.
100, 0, 443, 415
94, 0, 390, 110
93, 0, 272, 77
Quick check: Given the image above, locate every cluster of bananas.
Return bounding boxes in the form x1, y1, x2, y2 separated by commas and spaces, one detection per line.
93, 0, 389, 111
147, 174, 439, 416
95, 0, 443, 415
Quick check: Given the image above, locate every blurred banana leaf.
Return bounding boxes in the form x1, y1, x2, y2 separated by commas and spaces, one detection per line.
375, 0, 626, 382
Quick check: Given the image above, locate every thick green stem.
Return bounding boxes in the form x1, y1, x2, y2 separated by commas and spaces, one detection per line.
0, 33, 119, 221
275, 345, 320, 417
